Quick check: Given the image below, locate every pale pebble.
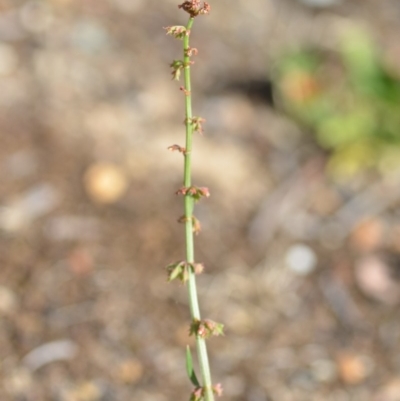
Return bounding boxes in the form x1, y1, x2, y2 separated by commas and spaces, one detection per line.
285, 244, 318, 276
84, 163, 128, 204
22, 339, 79, 371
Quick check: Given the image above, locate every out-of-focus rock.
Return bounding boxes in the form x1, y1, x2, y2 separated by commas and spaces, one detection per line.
336, 351, 373, 385
355, 254, 400, 305
67, 247, 94, 276
83, 163, 128, 204
22, 339, 79, 371
3, 367, 33, 397
350, 218, 386, 252
0, 286, 18, 315
285, 244, 317, 276
0, 183, 60, 233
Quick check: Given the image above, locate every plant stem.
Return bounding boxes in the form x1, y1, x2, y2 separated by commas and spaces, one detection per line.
182, 17, 215, 401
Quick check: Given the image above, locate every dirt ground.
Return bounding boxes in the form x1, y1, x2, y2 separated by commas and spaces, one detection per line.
1, 1, 400, 400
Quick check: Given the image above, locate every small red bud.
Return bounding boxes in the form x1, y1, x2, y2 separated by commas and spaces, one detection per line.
192, 216, 201, 234
185, 47, 198, 57
213, 383, 223, 397
175, 186, 188, 196
198, 187, 210, 197
167, 144, 186, 153
180, 86, 191, 96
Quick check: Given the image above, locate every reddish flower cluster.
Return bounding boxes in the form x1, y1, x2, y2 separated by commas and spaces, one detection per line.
166, 260, 204, 282
190, 384, 223, 401
167, 144, 186, 154
176, 186, 210, 200
177, 215, 202, 234
164, 25, 188, 39
178, 0, 211, 17
185, 47, 198, 57
186, 116, 205, 134
189, 318, 224, 339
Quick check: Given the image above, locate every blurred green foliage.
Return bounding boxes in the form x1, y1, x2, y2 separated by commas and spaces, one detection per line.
275, 28, 400, 179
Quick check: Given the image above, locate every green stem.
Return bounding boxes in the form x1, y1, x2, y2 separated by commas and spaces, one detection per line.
183, 17, 215, 401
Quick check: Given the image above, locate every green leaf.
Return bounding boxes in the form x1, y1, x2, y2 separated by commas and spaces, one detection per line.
316, 107, 376, 149
185, 346, 200, 387
340, 28, 379, 85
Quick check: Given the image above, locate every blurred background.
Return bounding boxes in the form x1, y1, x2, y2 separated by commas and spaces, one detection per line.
1, 0, 400, 400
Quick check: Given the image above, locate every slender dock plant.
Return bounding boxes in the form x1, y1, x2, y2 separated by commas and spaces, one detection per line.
165, 2, 223, 401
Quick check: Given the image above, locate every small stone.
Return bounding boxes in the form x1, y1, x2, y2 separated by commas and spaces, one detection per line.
0, 183, 60, 232
84, 163, 128, 204
67, 247, 94, 277
23, 339, 79, 371
336, 351, 373, 385
355, 255, 400, 305
350, 218, 385, 252
4, 367, 33, 396
285, 244, 318, 276
0, 286, 18, 315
